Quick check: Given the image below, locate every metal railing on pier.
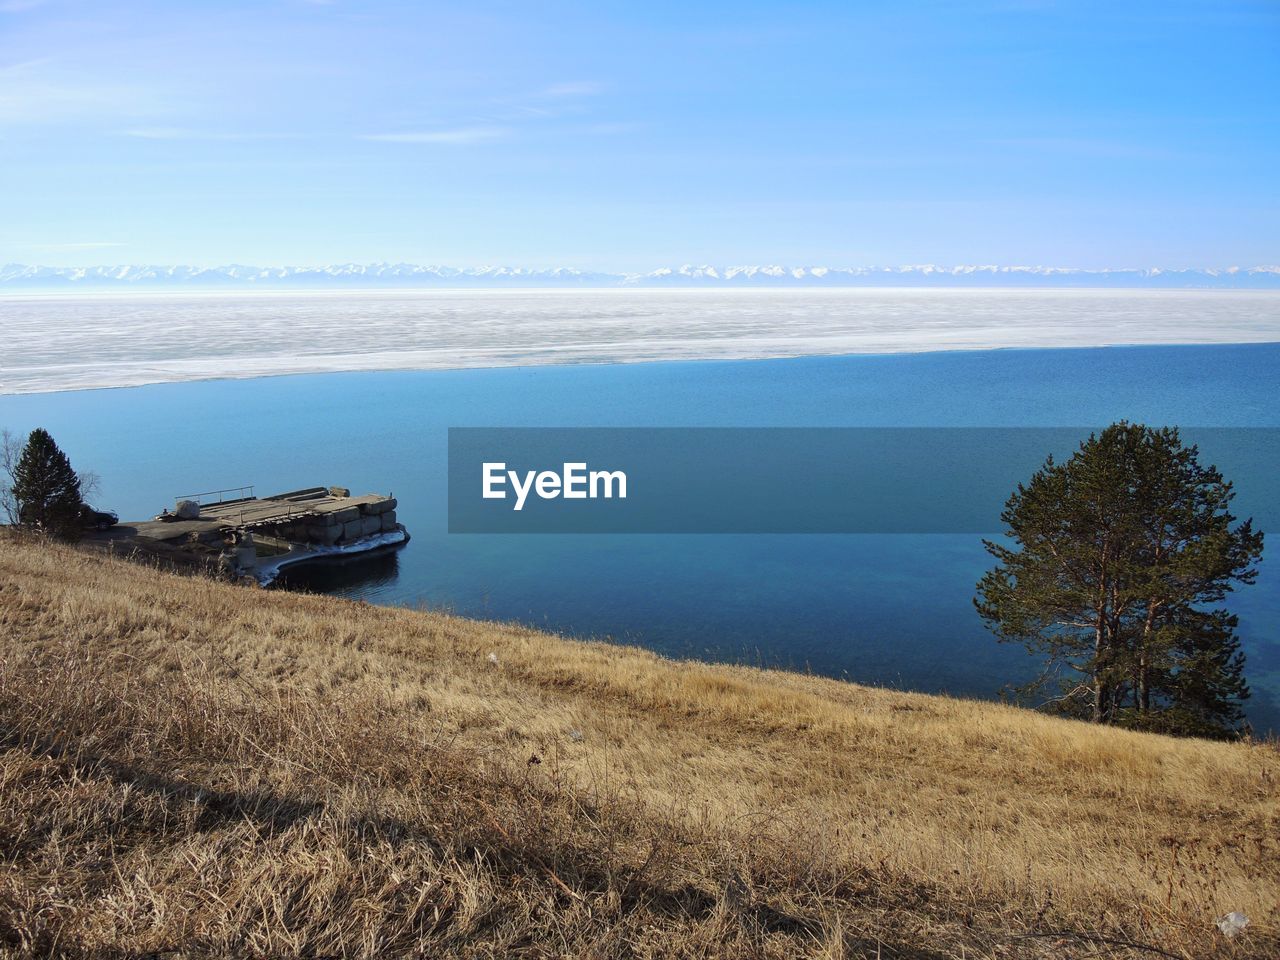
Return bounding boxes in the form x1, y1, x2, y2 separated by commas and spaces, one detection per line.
173, 485, 255, 506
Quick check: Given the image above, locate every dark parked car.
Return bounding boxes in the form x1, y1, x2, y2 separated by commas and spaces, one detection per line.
81, 505, 119, 530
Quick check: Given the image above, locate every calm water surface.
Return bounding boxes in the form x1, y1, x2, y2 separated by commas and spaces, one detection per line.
2, 344, 1277, 731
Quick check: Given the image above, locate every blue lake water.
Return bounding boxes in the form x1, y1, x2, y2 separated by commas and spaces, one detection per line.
3, 343, 1278, 732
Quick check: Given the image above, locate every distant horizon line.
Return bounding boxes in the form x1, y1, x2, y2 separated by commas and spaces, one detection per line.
3, 261, 1280, 291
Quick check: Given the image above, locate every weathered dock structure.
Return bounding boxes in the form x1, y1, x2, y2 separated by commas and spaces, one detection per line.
195, 486, 400, 545
101, 485, 407, 583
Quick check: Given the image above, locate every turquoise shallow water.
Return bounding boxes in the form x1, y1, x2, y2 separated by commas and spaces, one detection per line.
3, 343, 1278, 731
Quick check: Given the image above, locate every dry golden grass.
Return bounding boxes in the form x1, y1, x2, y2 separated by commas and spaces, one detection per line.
0, 534, 1276, 958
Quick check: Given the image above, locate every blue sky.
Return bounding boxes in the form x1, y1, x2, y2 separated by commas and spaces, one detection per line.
1, 0, 1277, 270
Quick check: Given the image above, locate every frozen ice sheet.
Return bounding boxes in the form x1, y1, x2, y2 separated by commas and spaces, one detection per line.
3, 287, 1280, 394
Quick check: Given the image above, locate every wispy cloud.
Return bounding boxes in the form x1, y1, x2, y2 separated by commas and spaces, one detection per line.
121, 127, 280, 141
5, 241, 126, 250
361, 126, 509, 145
0, 58, 163, 125
989, 136, 1170, 160
535, 81, 604, 99
489, 80, 606, 122
0, 0, 49, 12
588, 121, 644, 136
359, 79, 609, 149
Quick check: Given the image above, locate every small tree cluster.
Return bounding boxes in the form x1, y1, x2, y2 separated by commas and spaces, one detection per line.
2, 428, 86, 541
976, 423, 1263, 739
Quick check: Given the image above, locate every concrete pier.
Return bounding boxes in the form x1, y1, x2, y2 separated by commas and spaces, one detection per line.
194, 487, 399, 546
99, 486, 406, 581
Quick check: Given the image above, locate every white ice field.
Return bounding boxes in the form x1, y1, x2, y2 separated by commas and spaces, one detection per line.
4, 287, 1280, 394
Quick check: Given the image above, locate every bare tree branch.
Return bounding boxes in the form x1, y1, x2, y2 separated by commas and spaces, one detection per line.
0, 429, 20, 526
78, 469, 102, 504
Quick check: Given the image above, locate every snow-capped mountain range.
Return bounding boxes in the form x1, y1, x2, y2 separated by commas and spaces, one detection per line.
2, 262, 1279, 289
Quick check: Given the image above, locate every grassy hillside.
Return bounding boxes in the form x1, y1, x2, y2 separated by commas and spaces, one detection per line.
1, 535, 1276, 958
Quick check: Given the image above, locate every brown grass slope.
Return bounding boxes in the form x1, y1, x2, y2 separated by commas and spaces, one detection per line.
0, 536, 1276, 959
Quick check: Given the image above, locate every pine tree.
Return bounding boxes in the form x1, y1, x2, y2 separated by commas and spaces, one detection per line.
1127, 608, 1250, 738
975, 423, 1263, 739
12, 428, 84, 541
